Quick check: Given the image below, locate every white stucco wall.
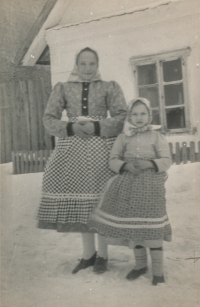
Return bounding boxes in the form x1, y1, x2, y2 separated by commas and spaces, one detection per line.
46, 0, 200, 145
59, 0, 180, 26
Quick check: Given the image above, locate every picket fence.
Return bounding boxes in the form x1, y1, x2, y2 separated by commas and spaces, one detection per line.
12, 141, 200, 175
12, 150, 53, 175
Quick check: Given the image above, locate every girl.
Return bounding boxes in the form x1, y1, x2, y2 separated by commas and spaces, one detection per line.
89, 98, 172, 285
38, 48, 127, 274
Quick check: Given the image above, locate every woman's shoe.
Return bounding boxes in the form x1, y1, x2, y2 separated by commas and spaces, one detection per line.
72, 252, 97, 274
93, 256, 108, 274
126, 267, 148, 280
152, 275, 165, 285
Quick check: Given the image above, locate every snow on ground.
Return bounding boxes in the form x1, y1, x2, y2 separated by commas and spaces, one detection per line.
1, 162, 200, 307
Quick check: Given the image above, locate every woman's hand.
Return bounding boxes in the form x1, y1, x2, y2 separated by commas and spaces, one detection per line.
138, 160, 154, 170
72, 123, 91, 138
123, 162, 141, 176
80, 121, 95, 136
72, 122, 94, 138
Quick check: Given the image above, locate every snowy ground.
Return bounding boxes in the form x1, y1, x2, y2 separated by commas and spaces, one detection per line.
1, 162, 200, 307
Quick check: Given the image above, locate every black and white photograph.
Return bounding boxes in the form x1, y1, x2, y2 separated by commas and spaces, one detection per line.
1, 0, 200, 306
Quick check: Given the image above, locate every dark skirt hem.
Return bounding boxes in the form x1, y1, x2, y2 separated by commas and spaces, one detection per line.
38, 221, 97, 233
88, 222, 172, 242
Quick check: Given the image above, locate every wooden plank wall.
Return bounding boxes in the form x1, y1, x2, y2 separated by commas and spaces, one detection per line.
0, 77, 52, 163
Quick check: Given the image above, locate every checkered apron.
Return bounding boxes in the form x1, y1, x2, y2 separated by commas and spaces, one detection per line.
38, 118, 115, 232
89, 159, 172, 242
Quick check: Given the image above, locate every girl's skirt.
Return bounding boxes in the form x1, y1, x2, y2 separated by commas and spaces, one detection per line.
38, 135, 115, 232
89, 169, 172, 246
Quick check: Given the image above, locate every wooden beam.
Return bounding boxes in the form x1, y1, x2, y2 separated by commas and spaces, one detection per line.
2, 83, 13, 162
14, 0, 58, 66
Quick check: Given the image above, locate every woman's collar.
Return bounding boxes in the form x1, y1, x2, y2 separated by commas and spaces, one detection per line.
67, 66, 101, 83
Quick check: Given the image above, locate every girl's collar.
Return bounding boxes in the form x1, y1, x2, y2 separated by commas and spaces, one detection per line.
123, 120, 161, 136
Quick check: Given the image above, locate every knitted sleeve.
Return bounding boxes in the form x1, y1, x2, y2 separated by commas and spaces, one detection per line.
152, 132, 172, 172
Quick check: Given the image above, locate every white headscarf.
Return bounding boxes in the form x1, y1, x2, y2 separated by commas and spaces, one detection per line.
123, 97, 161, 136
68, 48, 101, 83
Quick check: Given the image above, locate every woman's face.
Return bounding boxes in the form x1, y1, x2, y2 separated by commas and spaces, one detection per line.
77, 51, 98, 81
130, 103, 149, 127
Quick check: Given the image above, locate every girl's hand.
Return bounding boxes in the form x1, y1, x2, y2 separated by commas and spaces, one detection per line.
72, 123, 93, 138
138, 160, 154, 170
123, 162, 141, 176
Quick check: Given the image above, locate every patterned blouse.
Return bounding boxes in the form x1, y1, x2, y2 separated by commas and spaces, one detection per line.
43, 81, 127, 139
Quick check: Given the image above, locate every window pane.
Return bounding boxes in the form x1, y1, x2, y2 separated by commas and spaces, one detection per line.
152, 109, 160, 125
166, 107, 185, 129
139, 87, 159, 107
138, 64, 157, 85
164, 83, 184, 106
163, 59, 182, 82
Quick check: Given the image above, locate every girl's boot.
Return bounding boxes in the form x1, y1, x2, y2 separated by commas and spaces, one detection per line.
126, 246, 148, 280
150, 247, 165, 285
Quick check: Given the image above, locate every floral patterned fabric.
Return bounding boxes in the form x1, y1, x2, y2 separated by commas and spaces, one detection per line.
43, 81, 127, 139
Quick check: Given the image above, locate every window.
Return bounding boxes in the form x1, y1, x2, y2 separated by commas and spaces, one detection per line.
130, 48, 190, 133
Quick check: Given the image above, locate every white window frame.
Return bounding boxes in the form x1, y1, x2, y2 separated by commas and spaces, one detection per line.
130, 48, 191, 133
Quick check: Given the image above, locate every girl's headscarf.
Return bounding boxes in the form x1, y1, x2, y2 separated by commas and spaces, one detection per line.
68, 48, 101, 83
123, 97, 161, 136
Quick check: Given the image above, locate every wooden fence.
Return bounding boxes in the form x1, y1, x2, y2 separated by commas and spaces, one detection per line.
12, 141, 200, 175
169, 141, 200, 164
1, 77, 53, 163
12, 150, 53, 174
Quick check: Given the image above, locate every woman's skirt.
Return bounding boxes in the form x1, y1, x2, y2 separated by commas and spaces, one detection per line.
38, 135, 115, 232
89, 169, 172, 244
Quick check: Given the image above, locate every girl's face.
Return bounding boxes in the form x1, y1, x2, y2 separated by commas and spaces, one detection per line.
130, 103, 149, 127
77, 51, 98, 81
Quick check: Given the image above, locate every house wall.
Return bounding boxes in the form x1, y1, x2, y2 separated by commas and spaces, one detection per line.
45, 0, 200, 146
59, 0, 176, 26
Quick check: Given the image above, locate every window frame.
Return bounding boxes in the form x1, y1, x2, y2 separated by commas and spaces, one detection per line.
130, 48, 191, 133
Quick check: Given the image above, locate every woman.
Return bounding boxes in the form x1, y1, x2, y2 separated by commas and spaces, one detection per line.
38, 47, 127, 274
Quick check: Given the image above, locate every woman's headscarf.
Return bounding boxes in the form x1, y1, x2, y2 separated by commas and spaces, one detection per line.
68, 48, 101, 83
123, 97, 161, 136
